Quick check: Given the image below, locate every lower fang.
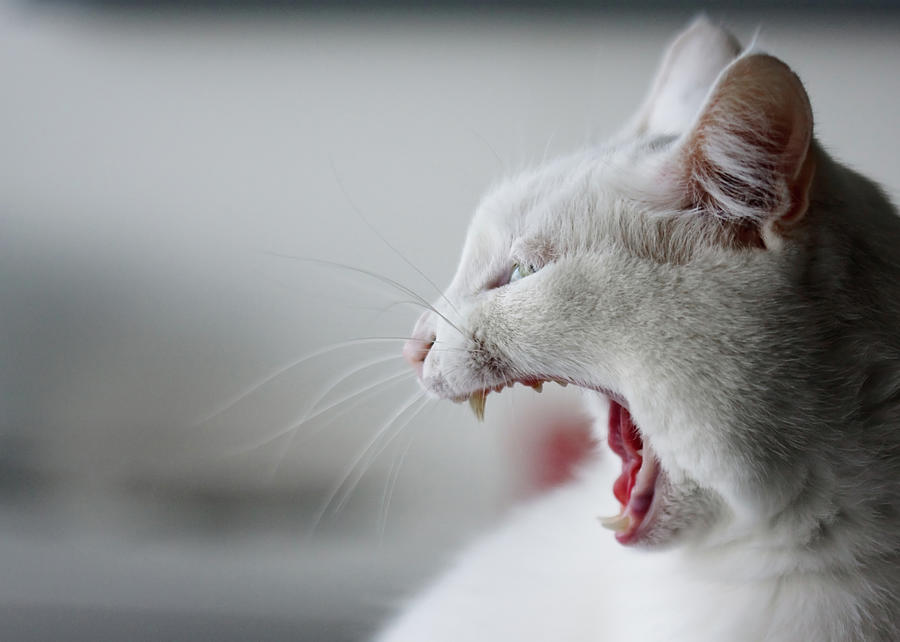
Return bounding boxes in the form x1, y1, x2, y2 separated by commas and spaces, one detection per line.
598, 513, 632, 533
469, 391, 487, 421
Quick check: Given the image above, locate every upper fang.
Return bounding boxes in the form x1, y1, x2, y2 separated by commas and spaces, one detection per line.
469, 390, 487, 421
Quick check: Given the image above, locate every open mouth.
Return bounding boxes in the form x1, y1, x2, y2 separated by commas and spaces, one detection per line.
463, 382, 660, 546
601, 400, 660, 545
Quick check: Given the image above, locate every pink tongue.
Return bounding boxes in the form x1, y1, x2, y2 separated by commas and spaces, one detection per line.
608, 402, 643, 506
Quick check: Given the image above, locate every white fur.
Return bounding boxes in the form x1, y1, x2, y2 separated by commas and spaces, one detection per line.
381, 17, 900, 641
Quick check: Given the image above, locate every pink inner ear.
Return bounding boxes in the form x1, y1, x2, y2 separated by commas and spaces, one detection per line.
680, 54, 815, 236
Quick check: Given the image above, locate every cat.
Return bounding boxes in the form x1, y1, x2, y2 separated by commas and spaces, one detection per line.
379, 17, 900, 642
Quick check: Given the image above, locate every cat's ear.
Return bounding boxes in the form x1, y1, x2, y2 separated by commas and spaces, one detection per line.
672, 53, 816, 236
623, 15, 741, 138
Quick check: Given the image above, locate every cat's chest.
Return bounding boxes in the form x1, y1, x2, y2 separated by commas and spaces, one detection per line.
379, 467, 813, 642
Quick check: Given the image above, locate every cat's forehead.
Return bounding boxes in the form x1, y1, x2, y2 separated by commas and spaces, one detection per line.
469, 140, 659, 250
477, 153, 598, 227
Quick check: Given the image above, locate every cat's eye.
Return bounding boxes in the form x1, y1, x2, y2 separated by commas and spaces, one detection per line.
510, 262, 537, 283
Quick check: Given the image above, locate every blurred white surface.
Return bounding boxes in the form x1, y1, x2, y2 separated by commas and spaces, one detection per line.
0, 4, 898, 639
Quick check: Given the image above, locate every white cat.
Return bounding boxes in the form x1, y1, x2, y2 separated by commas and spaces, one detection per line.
381, 17, 900, 641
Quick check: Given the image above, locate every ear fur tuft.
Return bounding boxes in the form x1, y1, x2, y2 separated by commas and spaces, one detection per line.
679, 54, 816, 237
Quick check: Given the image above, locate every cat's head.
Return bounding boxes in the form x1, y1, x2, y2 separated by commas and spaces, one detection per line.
403, 18, 872, 551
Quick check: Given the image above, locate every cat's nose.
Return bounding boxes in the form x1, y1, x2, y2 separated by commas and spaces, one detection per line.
402, 334, 434, 378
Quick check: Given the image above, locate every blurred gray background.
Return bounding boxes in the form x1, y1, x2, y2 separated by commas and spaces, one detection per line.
1, 2, 898, 640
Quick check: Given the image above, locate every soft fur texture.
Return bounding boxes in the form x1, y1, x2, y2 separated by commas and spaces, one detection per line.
385, 18, 900, 641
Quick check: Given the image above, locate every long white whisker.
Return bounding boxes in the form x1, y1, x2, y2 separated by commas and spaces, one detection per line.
307, 390, 426, 536
266, 353, 402, 478
308, 353, 402, 415
466, 127, 505, 170
265, 254, 467, 336
191, 336, 411, 426
329, 160, 462, 320
291, 370, 414, 432
268, 374, 414, 475
377, 439, 408, 543
331, 395, 431, 515
377, 403, 433, 542
317, 256, 465, 333
238, 368, 414, 457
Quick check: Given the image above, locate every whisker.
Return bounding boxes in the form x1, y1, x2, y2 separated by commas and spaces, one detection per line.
238, 368, 414, 456
371, 299, 420, 318
289, 370, 415, 433
191, 336, 412, 426
265, 253, 467, 337
331, 395, 431, 515
307, 390, 427, 536
317, 255, 465, 333
329, 160, 462, 320
376, 437, 409, 542
371, 298, 464, 325
368, 298, 445, 326
306, 353, 402, 416
466, 127, 505, 170
268, 373, 414, 474
377, 404, 433, 542
265, 353, 403, 478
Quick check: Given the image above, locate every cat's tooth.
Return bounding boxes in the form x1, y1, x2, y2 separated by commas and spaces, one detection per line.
532, 381, 543, 393
469, 391, 487, 422
598, 513, 632, 533
558, 381, 568, 387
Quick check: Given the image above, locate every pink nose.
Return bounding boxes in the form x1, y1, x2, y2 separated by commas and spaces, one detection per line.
403, 334, 434, 378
